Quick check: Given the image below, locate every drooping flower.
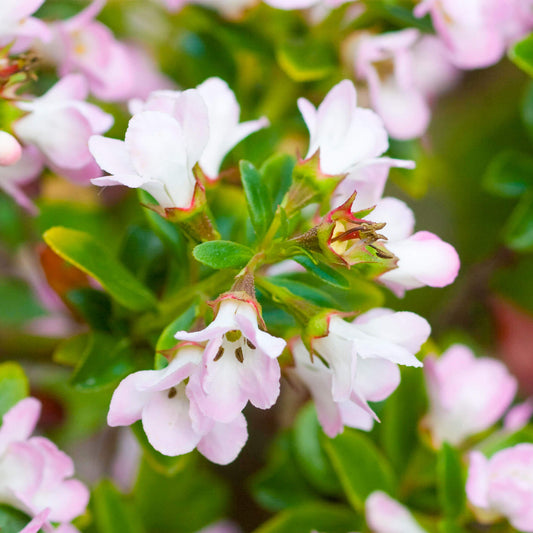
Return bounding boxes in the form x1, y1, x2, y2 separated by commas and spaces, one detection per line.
175, 296, 286, 423
423, 344, 517, 447
90, 88, 209, 209
466, 445, 533, 532
0, 131, 22, 166
14, 74, 113, 181
365, 491, 428, 533
108, 344, 247, 464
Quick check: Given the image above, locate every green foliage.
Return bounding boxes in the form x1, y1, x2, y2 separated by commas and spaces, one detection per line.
66, 288, 113, 332
483, 150, 533, 198
437, 443, 466, 519
193, 240, 254, 269
0, 278, 45, 327
509, 32, 533, 77
43, 227, 157, 312
240, 160, 273, 239
502, 190, 533, 251
0, 362, 29, 418
293, 254, 350, 289
0, 505, 30, 533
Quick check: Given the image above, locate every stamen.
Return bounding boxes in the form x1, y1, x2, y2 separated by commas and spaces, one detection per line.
167, 387, 177, 399
235, 346, 244, 363
246, 338, 256, 350
214, 346, 224, 361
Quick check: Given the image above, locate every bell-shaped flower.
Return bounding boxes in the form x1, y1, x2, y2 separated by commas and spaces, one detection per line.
298, 79, 389, 175
365, 197, 460, 297
310, 308, 429, 404
0, 146, 43, 214
290, 338, 403, 437
175, 297, 286, 423
0, 0, 51, 53
423, 344, 517, 447
90, 88, 209, 209
0, 131, 22, 166
108, 344, 247, 464
0, 398, 89, 526
365, 491, 428, 533
466, 445, 533, 532
13, 74, 113, 178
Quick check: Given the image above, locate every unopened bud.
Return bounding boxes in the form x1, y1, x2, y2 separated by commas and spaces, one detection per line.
0, 131, 21, 166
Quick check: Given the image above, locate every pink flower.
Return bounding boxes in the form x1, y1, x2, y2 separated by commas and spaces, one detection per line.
0, 0, 51, 53
504, 400, 533, 432
298, 80, 389, 175
108, 344, 248, 464
0, 398, 89, 528
466, 445, 533, 531
175, 297, 286, 423
14, 74, 113, 179
367, 197, 460, 297
0, 131, 22, 166
365, 491, 427, 533
91, 88, 209, 209
264, 0, 352, 9
424, 344, 517, 446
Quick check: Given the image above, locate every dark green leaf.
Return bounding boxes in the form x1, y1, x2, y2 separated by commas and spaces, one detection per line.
509, 33, 533, 77
293, 255, 350, 289
503, 189, 533, 251
240, 160, 271, 238
92, 479, 145, 533
292, 405, 342, 495
437, 443, 465, 519
253, 502, 360, 533
483, 150, 533, 197
53, 333, 90, 367
193, 240, 254, 269
70, 332, 135, 391
0, 278, 45, 327
264, 276, 337, 308
522, 81, 533, 142
325, 429, 396, 511
0, 505, 30, 533
277, 39, 337, 82
43, 227, 157, 312
260, 153, 295, 212
66, 288, 113, 332
0, 362, 29, 418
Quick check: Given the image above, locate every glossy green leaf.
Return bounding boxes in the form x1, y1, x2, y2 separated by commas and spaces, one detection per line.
193, 240, 254, 269
325, 429, 396, 511
43, 227, 157, 311
92, 479, 145, 533
503, 190, 533, 251
437, 443, 465, 519
253, 502, 359, 533
264, 276, 337, 308
0, 362, 29, 418
293, 255, 350, 289
0, 505, 30, 533
70, 332, 134, 391
66, 288, 113, 332
509, 33, 533, 77
292, 404, 342, 495
240, 160, 272, 238
261, 153, 295, 213
277, 39, 337, 82
483, 150, 533, 197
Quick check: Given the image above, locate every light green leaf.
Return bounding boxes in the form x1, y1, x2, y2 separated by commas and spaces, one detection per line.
509, 33, 533, 77
43, 227, 157, 312
193, 240, 254, 269
277, 39, 337, 82
260, 153, 295, 213
0, 362, 28, 418
293, 255, 350, 289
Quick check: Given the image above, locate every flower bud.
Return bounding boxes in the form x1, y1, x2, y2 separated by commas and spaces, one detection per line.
0, 131, 21, 166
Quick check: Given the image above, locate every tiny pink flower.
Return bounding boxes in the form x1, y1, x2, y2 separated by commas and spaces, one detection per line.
365, 491, 428, 533
175, 297, 286, 423
0, 131, 22, 166
90, 88, 209, 209
424, 344, 517, 446
298, 79, 389, 175
108, 344, 247, 464
14, 74, 113, 175
466, 445, 533, 531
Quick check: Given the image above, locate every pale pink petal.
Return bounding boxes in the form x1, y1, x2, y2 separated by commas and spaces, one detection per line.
368, 197, 415, 242
2, 0, 46, 19
235, 313, 286, 359
355, 358, 400, 402
0, 131, 22, 166
39, 74, 89, 105
504, 400, 533, 432
466, 451, 490, 509
38, 479, 89, 522
89, 136, 137, 176
19, 509, 50, 533
0, 398, 41, 455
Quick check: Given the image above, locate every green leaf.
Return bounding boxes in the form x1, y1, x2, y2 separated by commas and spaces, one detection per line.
66, 288, 113, 332
477, 425, 533, 456
292, 404, 342, 495
293, 255, 350, 289
483, 150, 533, 197
522, 81, 533, 142
438, 518, 469, 533
260, 153, 295, 213
0, 278, 45, 327
53, 333, 90, 367
253, 502, 360, 533
437, 443, 465, 519
0, 362, 28, 418
240, 160, 271, 238
92, 479, 145, 533
503, 189, 533, 251
43, 227, 157, 312
193, 240, 254, 269
70, 332, 134, 391
0, 505, 30, 533
509, 33, 533, 77
264, 276, 337, 308
277, 39, 337, 82
324, 429, 396, 511
250, 433, 317, 512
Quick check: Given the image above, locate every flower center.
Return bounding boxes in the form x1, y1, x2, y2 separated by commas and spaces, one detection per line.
214, 333, 257, 364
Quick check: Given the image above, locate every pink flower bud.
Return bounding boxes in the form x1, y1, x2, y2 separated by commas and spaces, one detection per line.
0, 131, 22, 166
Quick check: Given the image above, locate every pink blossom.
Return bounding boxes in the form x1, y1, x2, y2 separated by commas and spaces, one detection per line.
0, 0, 51, 53
0, 131, 22, 166
424, 344, 517, 446
14, 74, 113, 178
175, 297, 286, 423
466, 445, 533, 531
365, 491, 427, 533
264, 0, 352, 9
108, 345, 248, 464
90, 88, 209, 209
0, 398, 89, 528
504, 400, 533, 432
298, 80, 389, 175
367, 197, 460, 297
